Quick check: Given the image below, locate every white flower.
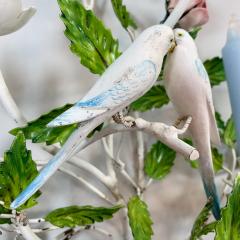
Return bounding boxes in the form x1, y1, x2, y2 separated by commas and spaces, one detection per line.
0, 0, 36, 36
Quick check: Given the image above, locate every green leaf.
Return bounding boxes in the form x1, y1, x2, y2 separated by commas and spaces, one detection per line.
127, 196, 153, 240
215, 112, 225, 139
189, 27, 202, 39
87, 123, 104, 138
45, 205, 122, 228
0, 205, 11, 224
131, 85, 170, 112
190, 200, 215, 240
0, 133, 41, 210
10, 104, 78, 146
58, 0, 121, 75
204, 57, 225, 86
215, 174, 240, 240
111, 0, 137, 30
144, 141, 176, 180
212, 148, 223, 173
223, 116, 237, 148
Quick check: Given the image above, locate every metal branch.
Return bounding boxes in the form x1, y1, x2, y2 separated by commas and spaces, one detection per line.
0, 71, 26, 125
76, 116, 199, 161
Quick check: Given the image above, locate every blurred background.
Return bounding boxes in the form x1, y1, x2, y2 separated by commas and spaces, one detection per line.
0, 0, 239, 239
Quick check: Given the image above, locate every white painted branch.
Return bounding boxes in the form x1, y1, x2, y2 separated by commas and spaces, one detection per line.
102, 137, 139, 192
16, 224, 41, 240
135, 117, 199, 160
164, 0, 191, 28
43, 145, 115, 189
102, 136, 117, 180
28, 218, 45, 224
75, 117, 199, 161
0, 214, 14, 218
32, 226, 59, 233
58, 167, 113, 205
0, 71, 26, 125
134, 112, 145, 190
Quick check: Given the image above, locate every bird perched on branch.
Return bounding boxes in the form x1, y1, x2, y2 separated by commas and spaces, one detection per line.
164, 28, 221, 219
11, 25, 175, 209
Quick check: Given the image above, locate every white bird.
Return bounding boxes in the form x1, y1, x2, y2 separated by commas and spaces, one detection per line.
0, 0, 36, 36
164, 28, 221, 219
11, 24, 175, 209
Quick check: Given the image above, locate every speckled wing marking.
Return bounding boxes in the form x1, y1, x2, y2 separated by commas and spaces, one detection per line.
48, 60, 157, 127
195, 58, 221, 145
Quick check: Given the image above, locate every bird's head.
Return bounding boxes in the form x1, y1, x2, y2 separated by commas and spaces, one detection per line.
174, 28, 195, 46
140, 24, 174, 55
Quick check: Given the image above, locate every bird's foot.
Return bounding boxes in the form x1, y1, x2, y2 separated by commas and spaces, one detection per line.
112, 112, 136, 128
174, 116, 189, 129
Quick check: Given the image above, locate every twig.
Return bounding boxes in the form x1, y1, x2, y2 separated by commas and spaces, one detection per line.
222, 166, 233, 178
102, 137, 140, 193
103, 135, 117, 180
58, 167, 114, 205
126, 28, 135, 42
134, 112, 145, 190
75, 117, 198, 161
43, 145, 115, 189
164, 0, 191, 28
55, 225, 112, 240
28, 218, 45, 224
0, 70, 26, 125
0, 214, 14, 218
32, 226, 59, 233
17, 224, 41, 240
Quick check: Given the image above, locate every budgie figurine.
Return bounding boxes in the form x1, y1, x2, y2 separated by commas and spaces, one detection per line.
11, 25, 175, 209
164, 28, 221, 219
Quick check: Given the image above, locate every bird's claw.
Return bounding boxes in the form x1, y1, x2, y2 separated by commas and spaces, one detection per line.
174, 116, 189, 129
112, 112, 136, 128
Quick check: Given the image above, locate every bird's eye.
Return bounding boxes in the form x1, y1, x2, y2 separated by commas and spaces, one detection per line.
170, 38, 174, 42
178, 33, 183, 37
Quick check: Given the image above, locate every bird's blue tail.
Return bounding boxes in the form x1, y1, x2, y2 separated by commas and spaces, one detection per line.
202, 178, 221, 220
10, 120, 97, 209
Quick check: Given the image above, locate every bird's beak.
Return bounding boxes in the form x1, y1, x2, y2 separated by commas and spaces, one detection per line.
168, 40, 177, 53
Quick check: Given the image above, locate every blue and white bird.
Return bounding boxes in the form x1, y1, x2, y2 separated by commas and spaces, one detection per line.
164, 28, 221, 219
11, 25, 175, 209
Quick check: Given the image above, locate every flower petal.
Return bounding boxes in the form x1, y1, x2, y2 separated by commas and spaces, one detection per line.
168, 0, 202, 12
178, 7, 209, 30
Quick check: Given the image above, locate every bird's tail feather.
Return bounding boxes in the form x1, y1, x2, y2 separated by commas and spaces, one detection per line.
10, 118, 102, 209
202, 174, 221, 220
198, 150, 221, 220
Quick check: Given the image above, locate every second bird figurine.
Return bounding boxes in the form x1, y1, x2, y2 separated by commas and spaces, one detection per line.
164, 28, 221, 219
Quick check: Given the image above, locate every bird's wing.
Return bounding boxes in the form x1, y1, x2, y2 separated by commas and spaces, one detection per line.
48, 60, 157, 127
195, 58, 221, 146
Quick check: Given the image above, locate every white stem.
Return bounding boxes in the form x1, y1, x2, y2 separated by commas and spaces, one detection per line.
32, 226, 59, 233
103, 137, 139, 192
0, 71, 26, 125
82, 117, 198, 161
103, 136, 117, 180
18, 225, 41, 240
127, 28, 135, 42
58, 167, 113, 205
43, 145, 115, 188
134, 112, 145, 190
231, 148, 237, 180
82, 0, 95, 10
0, 214, 14, 218
28, 218, 45, 224
164, 0, 191, 27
